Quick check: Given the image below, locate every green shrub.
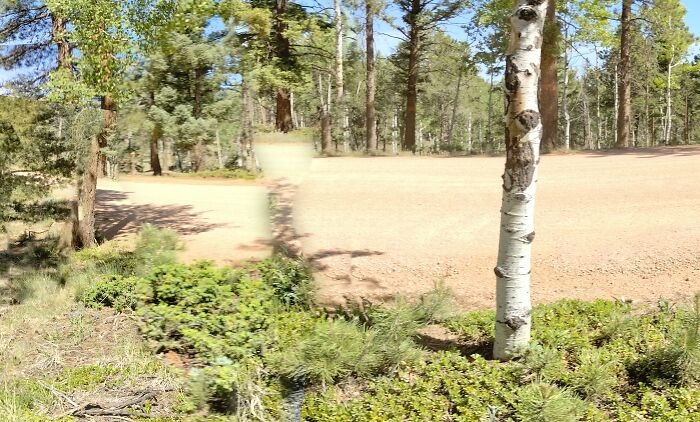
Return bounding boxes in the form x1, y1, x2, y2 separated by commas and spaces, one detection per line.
137, 262, 276, 361
255, 255, 314, 309
514, 382, 587, 422
270, 288, 451, 386
569, 349, 619, 400
182, 169, 258, 180
77, 274, 138, 312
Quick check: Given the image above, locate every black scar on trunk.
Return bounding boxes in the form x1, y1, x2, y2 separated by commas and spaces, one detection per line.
517, 6, 538, 21
504, 139, 536, 192
516, 109, 541, 133
505, 56, 520, 94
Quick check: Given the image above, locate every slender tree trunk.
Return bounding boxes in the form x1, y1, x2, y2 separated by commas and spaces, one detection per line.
241, 74, 257, 173
319, 73, 332, 152
365, 0, 377, 151
291, 91, 299, 128
215, 128, 224, 169
494, 0, 547, 361
684, 91, 690, 145
539, 0, 558, 153
78, 136, 100, 248
616, 0, 632, 148
467, 111, 473, 153
562, 41, 570, 150
447, 68, 463, 148
487, 69, 495, 151
596, 60, 602, 149
664, 52, 675, 145
150, 125, 162, 176
335, 0, 345, 147
614, 63, 619, 147
403, 5, 420, 152
391, 112, 398, 155
581, 75, 592, 149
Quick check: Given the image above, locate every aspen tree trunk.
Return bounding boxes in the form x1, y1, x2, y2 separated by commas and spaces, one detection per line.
343, 111, 350, 153
581, 76, 592, 149
664, 50, 676, 146
596, 59, 602, 149
335, 0, 346, 148
487, 69, 495, 151
614, 64, 619, 147
241, 74, 257, 173
319, 73, 332, 152
561, 38, 571, 150
493, 0, 547, 361
418, 122, 424, 153
365, 0, 377, 152
391, 112, 398, 155
616, 0, 631, 148
467, 111, 473, 153
291, 91, 299, 128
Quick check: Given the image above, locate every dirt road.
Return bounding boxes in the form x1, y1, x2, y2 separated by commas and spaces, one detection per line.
96, 145, 700, 309
294, 147, 700, 308
96, 177, 272, 264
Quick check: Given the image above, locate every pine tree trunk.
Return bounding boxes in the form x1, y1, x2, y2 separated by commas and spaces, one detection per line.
274, 0, 294, 132
616, 0, 632, 148
51, 13, 71, 70
78, 136, 100, 248
539, 0, 558, 153
365, 0, 377, 152
215, 129, 224, 169
493, 0, 547, 361
150, 125, 162, 176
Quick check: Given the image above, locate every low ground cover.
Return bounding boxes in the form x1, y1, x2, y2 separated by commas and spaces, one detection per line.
1, 226, 697, 421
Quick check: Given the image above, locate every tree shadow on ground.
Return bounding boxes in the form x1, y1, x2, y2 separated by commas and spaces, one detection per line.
416, 331, 494, 359
95, 189, 229, 240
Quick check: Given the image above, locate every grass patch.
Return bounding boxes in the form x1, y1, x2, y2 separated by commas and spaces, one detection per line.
172, 168, 258, 180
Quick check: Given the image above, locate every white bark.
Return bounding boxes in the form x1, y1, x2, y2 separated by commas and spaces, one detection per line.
493, 0, 547, 361
391, 112, 398, 155
562, 44, 571, 150
467, 111, 473, 153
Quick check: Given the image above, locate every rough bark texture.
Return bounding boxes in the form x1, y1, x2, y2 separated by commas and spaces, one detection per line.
78, 136, 100, 248
275, 0, 294, 132
51, 13, 71, 70
539, 0, 558, 153
150, 125, 162, 176
494, 0, 547, 361
365, 1, 377, 151
616, 0, 632, 148
98, 95, 117, 176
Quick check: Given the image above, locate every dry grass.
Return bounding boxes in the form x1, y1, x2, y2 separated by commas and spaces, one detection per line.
0, 236, 184, 420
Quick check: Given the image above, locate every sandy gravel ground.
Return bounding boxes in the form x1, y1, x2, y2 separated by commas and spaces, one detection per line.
294, 146, 700, 309
96, 177, 272, 264
96, 145, 700, 310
